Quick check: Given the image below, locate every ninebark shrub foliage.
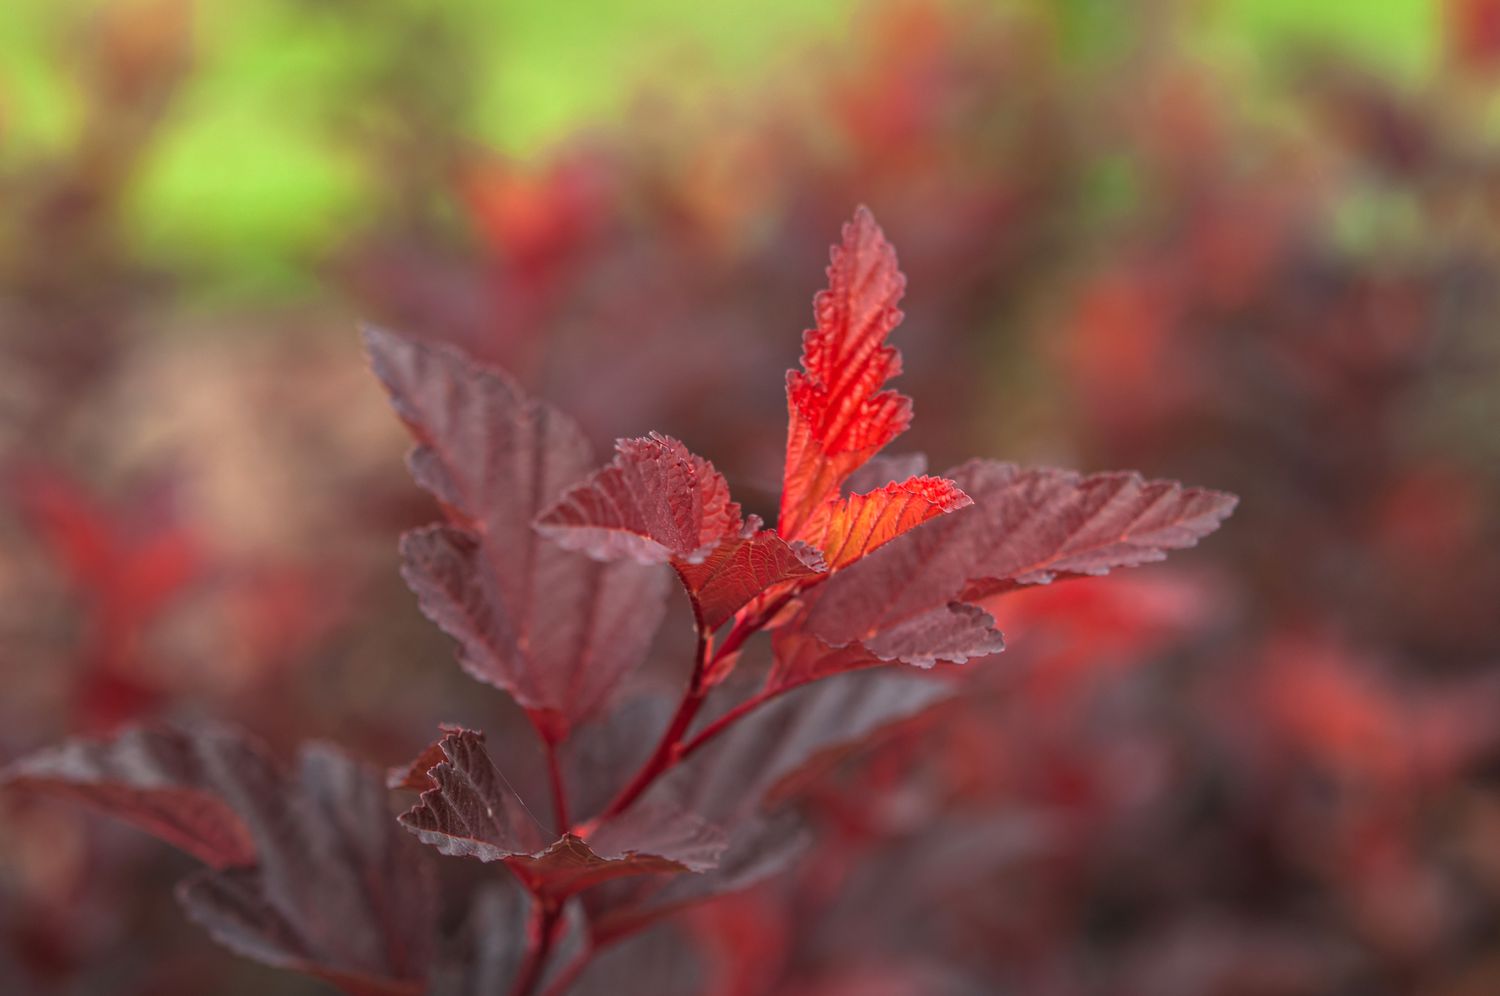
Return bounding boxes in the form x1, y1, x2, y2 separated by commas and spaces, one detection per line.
3, 209, 1235, 994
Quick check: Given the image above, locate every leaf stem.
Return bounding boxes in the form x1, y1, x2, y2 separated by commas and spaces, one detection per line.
510, 900, 562, 996
589, 589, 801, 825
593, 624, 712, 823
543, 741, 570, 833
538, 946, 592, 996
676, 688, 778, 761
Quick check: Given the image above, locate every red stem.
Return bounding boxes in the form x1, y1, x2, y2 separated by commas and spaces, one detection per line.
538, 946, 591, 996
594, 624, 712, 823
509, 901, 562, 996
543, 741, 570, 833
676, 688, 779, 761
590, 589, 800, 825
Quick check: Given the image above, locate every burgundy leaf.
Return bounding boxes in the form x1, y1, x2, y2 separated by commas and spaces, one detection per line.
535, 432, 741, 564
365, 326, 669, 741
6, 727, 438, 992
2, 726, 259, 869
567, 921, 706, 995
397, 728, 726, 902
537, 432, 823, 629
181, 743, 437, 993
584, 810, 811, 948
562, 694, 675, 822
804, 460, 1238, 665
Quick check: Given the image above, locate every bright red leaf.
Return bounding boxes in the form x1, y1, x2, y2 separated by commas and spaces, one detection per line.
779, 206, 914, 540
799, 475, 971, 570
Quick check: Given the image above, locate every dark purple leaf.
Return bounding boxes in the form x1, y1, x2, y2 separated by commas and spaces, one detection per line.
6, 727, 438, 992
397, 728, 725, 902
365, 326, 669, 741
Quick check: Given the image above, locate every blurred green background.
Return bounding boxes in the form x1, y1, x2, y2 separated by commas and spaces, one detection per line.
0, 0, 1439, 300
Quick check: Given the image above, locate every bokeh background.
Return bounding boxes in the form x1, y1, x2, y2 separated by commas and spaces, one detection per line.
3, 0, 1500, 992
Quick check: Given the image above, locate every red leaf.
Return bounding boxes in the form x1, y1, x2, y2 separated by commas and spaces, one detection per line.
537, 432, 823, 630
800, 475, 971, 569
397, 728, 726, 903
365, 326, 669, 741
536, 433, 742, 564
675, 530, 825, 631
779, 207, 913, 541
840, 452, 929, 497
767, 628, 886, 688
5, 726, 438, 991
803, 460, 1238, 666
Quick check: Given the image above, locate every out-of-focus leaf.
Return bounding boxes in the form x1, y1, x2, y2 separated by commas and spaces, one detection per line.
661, 670, 956, 827
584, 671, 949, 943
804, 460, 1238, 665
2, 726, 259, 869
5, 728, 438, 993
584, 810, 812, 947
365, 326, 669, 741
426, 880, 529, 996
569, 922, 705, 995
562, 694, 675, 822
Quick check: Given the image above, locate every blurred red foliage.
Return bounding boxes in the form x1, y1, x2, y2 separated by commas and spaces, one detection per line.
3, 0, 1499, 992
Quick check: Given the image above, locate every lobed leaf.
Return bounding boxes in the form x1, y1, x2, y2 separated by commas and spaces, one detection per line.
800, 475, 971, 569
5, 726, 438, 992
397, 728, 726, 903
365, 326, 669, 741
535, 433, 741, 564
674, 528, 824, 630
779, 207, 913, 540
1, 726, 260, 869
802, 460, 1239, 666
537, 432, 823, 630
